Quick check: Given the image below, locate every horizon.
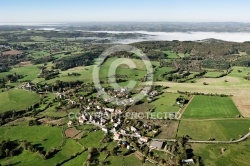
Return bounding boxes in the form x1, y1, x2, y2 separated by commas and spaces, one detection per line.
1, 0, 250, 23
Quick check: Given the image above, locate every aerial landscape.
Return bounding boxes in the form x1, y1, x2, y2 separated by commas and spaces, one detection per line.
0, 0, 250, 166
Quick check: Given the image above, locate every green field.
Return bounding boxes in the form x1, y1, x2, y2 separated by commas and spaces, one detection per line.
182, 95, 240, 118
0, 65, 41, 82
78, 130, 105, 148
149, 92, 180, 113
0, 139, 83, 166
177, 119, 250, 141
204, 71, 224, 78
192, 139, 250, 166
0, 89, 40, 113
162, 51, 179, 59
154, 66, 174, 81
0, 125, 63, 150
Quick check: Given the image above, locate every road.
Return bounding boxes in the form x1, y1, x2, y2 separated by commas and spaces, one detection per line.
153, 132, 250, 144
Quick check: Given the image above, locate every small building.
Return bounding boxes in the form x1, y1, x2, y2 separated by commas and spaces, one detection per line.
182, 159, 194, 165
102, 128, 108, 133
78, 117, 84, 124
140, 137, 149, 143
150, 141, 164, 150
67, 121, 73, 127
113, 133, 121, 141
131, 126, 137, 132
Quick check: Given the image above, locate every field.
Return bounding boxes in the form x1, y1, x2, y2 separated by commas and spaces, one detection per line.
0, 139, 83, 166
182, 95, 240, 118
162, 51, 179, 59
0, 125, 63, 150
204, 71, 224, 78
78, 130, 105, 148
0, 89, 40, 113
191, 139, 250, 166
177, 119, 250, 141
0, 65, 41, 82
232, 96, 250, 117
149, 92, 180, 113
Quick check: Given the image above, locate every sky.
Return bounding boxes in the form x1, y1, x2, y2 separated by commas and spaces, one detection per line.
1, 0, 250, 23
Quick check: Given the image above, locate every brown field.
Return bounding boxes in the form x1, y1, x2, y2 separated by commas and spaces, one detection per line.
232, 96, 250, 117
38, 117, 67, 126
142, 119, 179, 139
2, 50, 23, 56
65, 127, 81, 138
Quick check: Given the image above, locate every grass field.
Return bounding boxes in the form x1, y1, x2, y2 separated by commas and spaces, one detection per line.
0, 139, 83, 166
162, 51, 179, 59
63, 151, 88, 166
204, 71, 224, 78
78, 130, 105, 148
0, 89, 40, 113
0, 125, 63, 150
0, 65, 41, 82
149, 92, 180, 113
177, 119, 250, 141
154, 67, 174, 81
191, 139, 250, 166
182, 96, 240, 118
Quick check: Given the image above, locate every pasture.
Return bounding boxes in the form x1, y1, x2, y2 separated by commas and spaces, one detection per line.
0, 89, 40, 113
182, 95, 240, 118
191, 139, 250, 166
149, 92, 180, 113
78, 130, 105, 148
0, 139, 83, 166
177, 119, 250, 141
0, 125, 63, 150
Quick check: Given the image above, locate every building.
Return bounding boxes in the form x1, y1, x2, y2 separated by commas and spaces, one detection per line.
113, 133, 121, 141
67, 121, 73, 127
150, 141, 164, 150
182, 159, 194, 165
140, 137, 149, 143
102, 128, 108, 133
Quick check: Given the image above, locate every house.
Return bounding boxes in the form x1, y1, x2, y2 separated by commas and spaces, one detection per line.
182, 159, 194, 165
150, 141, 164, 150
131, 126, 137, 132
102, 128, 108, 133
104, 108, 115, 113
78, 117, 84, 124
140, 137, 149, 143
113, 133, 121, 141
67, 121, 73, 127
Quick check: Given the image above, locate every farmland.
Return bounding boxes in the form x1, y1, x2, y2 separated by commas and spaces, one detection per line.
0, 28, 250, 166
182, 95, 240, 118
0, 125, 63, 150
0, 89, 40, 113
191, 139, 250, 166
177, 119, 250, 141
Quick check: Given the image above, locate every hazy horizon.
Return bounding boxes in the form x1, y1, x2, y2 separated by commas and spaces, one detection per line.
1, 0, 250, 23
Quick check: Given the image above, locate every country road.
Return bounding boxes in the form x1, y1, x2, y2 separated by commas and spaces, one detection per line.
153, 132, 250, 144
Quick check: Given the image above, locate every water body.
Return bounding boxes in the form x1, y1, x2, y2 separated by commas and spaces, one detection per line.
90, 31, 250, 43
